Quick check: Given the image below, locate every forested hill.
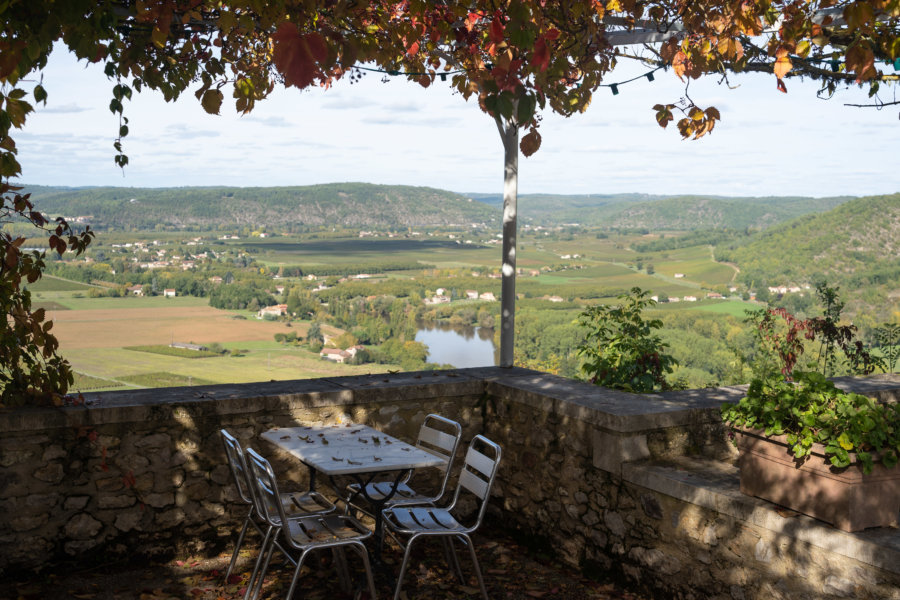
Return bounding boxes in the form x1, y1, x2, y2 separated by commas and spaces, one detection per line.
21, 183, 498, 231
470, 192, 851, 229
717, 193, 900, 292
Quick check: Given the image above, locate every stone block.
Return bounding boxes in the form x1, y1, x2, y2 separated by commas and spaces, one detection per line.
65, 513, 102, 540
605, 511, 626, 538
156, 507, 185, 528
144, 492, 174, 508
25, 493, 60, 510
98, 494, 136, 509
592, 430, 650, 475
117, 453, 150, 473
134, 433, 170, 449
114, 508, 144, 532
65, 539, 101, 555
10, 513, 49, 532
0, 448, 36, 468
64, 495, 90, 511
42, 445, 68, 462
96, 476, 124, 493
33, 462, 64, 484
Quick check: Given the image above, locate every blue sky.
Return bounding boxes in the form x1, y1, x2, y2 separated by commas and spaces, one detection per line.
15, 46, 900, 197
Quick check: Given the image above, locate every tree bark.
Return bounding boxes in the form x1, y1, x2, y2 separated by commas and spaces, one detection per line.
497, 116, 518, 368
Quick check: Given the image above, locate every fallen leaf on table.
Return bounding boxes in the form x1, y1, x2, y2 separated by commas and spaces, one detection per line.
348, 459, 362, 465
280, 435, 290, 440
332, 457, 344, 461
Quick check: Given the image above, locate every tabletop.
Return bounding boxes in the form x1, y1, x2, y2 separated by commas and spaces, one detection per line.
260, 423, 446, 476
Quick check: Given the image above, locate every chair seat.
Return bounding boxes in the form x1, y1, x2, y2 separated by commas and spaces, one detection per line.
347, 480, 429, 505
285, 514, 372, 548
283, 490, 335, 516
383, 506, 467, 534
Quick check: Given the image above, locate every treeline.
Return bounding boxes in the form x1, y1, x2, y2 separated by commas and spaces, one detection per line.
632, 229, 752, 253
280, 262, 429, 277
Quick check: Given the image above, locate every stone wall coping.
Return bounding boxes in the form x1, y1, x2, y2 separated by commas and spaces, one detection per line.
3, 369, 896, 436
623, 456, 900, 575
0, 368, 488, 433
484, 371, 734, 432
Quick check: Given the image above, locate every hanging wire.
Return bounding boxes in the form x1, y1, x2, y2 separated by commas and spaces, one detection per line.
357, 63, 668, 95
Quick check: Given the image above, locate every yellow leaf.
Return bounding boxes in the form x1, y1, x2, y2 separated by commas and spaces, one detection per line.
838, 432, 853, 451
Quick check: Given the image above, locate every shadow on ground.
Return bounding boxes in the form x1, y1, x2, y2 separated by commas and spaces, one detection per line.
3, 522, 644, 600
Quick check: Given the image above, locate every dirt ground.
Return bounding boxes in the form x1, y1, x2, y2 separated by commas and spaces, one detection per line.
1, 523, 646, 600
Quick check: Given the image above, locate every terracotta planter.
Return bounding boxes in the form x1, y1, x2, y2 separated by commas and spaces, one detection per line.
736, 428, 900, 532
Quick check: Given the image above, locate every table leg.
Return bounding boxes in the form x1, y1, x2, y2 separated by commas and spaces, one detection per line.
339, 469, 410, 563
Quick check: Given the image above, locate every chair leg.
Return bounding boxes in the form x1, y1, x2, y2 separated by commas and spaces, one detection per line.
246, 528, 277, 600
226, 509, 254, 579
284, 549, 311, 600
332, 547, 352, 593
461, 534, 489, 600
442, 537, 464, 584
392, 536, 419, 600
352, 541, 378, 600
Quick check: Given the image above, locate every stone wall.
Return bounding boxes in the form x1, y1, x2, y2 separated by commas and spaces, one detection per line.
2, 367, 900, 600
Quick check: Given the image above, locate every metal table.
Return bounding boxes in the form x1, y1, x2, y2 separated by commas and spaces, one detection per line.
261, 423, 446, 560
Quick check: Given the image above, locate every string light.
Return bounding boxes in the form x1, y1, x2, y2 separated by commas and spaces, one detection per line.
356, 62, 668, 96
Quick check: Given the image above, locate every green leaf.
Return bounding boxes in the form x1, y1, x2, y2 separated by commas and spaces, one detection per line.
33, 84, 47, 104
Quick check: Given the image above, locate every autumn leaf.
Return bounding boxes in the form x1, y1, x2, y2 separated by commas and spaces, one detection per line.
490, 14, 505, 44
776, 78, 787, 93
520, 129, 542, 157
271, 23, 328, 89
531, 36, 550, 72
845, 43, 877, 82
773, 47, 792, 79
200, 89, 223, 115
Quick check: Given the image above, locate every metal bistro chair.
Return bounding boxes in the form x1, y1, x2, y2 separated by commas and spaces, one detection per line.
219, 429, 335, 581
382, 435, 502, 600
244, 447, 378, 600
345, 414, 462, 516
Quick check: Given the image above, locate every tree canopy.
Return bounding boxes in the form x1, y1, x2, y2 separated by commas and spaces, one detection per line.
1, 0, 898, 403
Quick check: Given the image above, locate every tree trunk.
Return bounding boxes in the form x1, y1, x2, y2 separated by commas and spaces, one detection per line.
497, 116, 518, 368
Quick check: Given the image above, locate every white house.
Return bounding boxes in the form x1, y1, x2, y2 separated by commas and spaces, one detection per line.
163, 288, 176, 298
479, 292, 497, 301
465, 290, 479, 300
257, 304, 288, 319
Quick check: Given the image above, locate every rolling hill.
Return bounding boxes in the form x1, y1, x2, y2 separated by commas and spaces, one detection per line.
20, 183, 499, 231
716, 193, 900, 315
469, 192, 852, 229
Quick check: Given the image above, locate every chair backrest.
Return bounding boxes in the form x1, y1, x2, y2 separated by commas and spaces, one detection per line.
451, 435, 501, 527
221, 429, 254, 505
245, 447, 288, 529
416, 415, 462, 495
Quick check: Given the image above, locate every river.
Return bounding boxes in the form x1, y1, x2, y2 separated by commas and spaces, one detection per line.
414, 323, 498, 368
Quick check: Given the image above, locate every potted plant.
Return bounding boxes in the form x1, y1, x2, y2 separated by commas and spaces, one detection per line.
722, 284, 900, 532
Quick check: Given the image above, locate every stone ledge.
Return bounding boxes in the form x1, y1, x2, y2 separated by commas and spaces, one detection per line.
623, 456, 900, 575
0, 368, 489, 433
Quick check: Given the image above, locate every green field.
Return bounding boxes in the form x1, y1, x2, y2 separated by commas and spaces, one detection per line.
687, 300, 758, 317
119, 372, 219, 387
57, 295, 209, 310
25, 275, 96, 292
125, 345, 224, 358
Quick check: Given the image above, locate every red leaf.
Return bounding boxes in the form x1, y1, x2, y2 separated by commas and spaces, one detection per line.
531, 36, 550, 72
272, 23, 328, 89
490, 14, 505, 44
407, 40, 419, 56
776, 79, 787, 93
520, 129, 542, 157
227, 575, 243, 585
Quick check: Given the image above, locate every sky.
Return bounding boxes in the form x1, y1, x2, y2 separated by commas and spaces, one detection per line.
14, 44, 900, 198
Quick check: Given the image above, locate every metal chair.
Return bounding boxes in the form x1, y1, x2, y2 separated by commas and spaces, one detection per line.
345, 414, 462, 515
382, 435, 502, 600
244, 447, 377, 600
219, 429, 335, 581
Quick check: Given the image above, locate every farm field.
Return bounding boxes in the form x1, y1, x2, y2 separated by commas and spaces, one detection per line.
43, 296, 397, 392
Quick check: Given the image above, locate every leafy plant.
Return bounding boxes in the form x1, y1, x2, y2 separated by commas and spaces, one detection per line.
725, 284, 896, 474
875, 323, 900, 374
576, 287, 677, 393
722, 371, 900, 474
